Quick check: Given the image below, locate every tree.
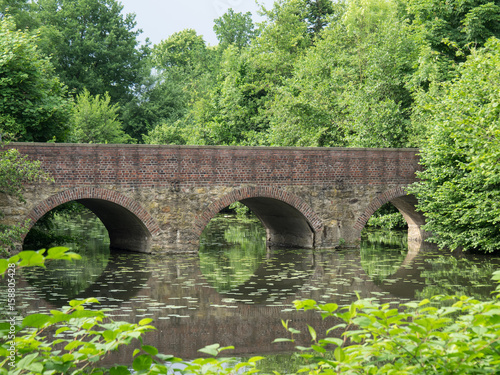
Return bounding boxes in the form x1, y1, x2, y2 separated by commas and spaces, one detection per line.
410, 38, 500, 253
0, 0, 37, 30
0, 16, 71, 142
213, 8, 257, 50
181, 0, 317, 146
152, 29, 210, 74
143, 29, 220, 145
121, 70, 189, 142
34, 0, 144, 105
67, 89, 133, 144
266, 0, 417, 147
0, 146, 51, 254
304, 0, 335, 36
406, 0, 500, 90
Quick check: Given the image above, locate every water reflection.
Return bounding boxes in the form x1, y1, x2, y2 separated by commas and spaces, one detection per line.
13, 213, 500, 362
22, 252, 151, 307
199, 216, 267, 292
360, 229, 408, 283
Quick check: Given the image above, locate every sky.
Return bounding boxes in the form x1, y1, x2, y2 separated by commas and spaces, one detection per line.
118, 0, 276, 46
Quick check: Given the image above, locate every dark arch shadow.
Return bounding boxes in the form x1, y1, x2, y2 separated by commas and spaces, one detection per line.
78, 199, 152, 252
240, 197, 315, 248
196, 187, 323, 249
24, 188, 160, 253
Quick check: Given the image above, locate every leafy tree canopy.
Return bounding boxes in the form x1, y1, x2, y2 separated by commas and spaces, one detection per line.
0, 0, 37, 30
0, 16, 71, 142
67, 89, 133, 144
33, 0, 144, 104
213, 8, 257, 50
407, 0, 500, 89
152, 29, 210, 74
266, 0, 417, 147
410, 37, 500, 253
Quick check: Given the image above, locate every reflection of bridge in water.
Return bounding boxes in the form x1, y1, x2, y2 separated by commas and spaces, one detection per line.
20, 241, 446, 361
3, 143, 428, 253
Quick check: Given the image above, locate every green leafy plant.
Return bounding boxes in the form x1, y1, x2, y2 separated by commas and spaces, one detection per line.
276, 271, 500, 374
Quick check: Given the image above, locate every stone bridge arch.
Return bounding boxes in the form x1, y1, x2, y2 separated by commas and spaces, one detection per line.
195, 186, 324, 249
24, 187, 161, 252
354, 186, 428, 243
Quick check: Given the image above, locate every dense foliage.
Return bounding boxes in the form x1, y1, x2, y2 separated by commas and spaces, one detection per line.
33, 0, 145, 105
409, 38, 500, 252
67, 90, 132, 144
0, 17, 71, 142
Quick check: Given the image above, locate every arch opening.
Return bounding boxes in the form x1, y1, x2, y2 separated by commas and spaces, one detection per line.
24, 188, 157, 253
77, 198, 152, 252
196, 187, 323, 250
388, 195, 428, 243
240, 197, 315, 249
356, 189, 429, 247
23, 201, 110, 252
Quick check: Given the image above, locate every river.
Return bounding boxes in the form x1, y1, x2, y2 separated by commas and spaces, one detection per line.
11, 209, 500, 370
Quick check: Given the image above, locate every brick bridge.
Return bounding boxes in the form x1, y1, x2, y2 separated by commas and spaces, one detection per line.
2, 143, 427, 253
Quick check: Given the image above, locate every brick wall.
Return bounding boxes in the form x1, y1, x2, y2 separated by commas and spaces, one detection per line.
9, 143, 420, 188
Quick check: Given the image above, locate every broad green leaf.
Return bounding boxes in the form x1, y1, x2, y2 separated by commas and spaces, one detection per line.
103, 330, 117, 341
55, 326, 71, 335
273, 338, 294, 343
0, 259, 8, 275
319, 337, 343, 346
132, 354, 153, 371
17, 352, 38, 368
307, 324, 317, 341
198, 343, 220, 356
138, 318, 153, 326
18, 251, 45, 267
334, 346, 345, 362
320, 303, 339, 313
69, 298, 99, 307
64, 341, 84, 351
22, 314, 50, 328
311, 344, 326, 353
141, 345, 158, 356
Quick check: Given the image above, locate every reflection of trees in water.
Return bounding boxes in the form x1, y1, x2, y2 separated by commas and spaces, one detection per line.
21, 211, 151, 307
415, 255, 500, 300
200, 214, 316, 301
22, 250, 109, 300
199, 215, 266, 292
22, 211, 111, 303
23, 252, 151, 307
360, 230, 408, 283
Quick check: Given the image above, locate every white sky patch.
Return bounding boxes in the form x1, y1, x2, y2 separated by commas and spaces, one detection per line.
118, 0, 276, 46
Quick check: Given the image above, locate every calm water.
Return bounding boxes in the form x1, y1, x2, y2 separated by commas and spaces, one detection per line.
10, 212, 500, 364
